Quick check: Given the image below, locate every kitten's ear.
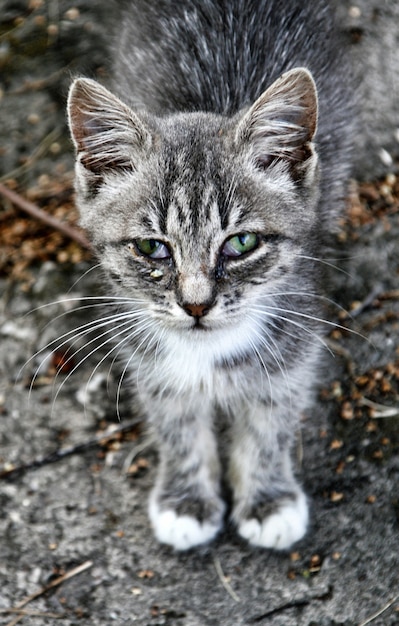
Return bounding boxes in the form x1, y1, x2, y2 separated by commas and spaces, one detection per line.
236, 68, 318, 181
67, 78, 152, 175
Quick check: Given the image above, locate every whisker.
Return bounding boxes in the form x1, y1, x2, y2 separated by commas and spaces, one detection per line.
24, 295, 149, 318
252, 302, 369, 342
296, 254, 353, 277
67, 263, 103, 292
25, 309, 148, 392
48, 315, 140, 401
33, 302, 147, 348
115, 325, 160, 419
136, 326, 166, 393
264, 312, 325, 354
247, 336, 273, 406
250, 307, 333, 355
51, 317, 155, 414
247, 313, 292, 409
80, 320, 156, 418
254, 290, 352, 318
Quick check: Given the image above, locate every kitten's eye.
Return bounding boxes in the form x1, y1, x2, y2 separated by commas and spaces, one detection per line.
222, 233, 258, 257
134, 238, 171, 259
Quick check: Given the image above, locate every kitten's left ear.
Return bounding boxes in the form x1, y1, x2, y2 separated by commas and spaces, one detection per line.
236, 68, 318, 182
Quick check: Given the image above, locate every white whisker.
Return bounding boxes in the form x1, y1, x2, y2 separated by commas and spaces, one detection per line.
115, 326, 160, 420
82, 320, 157, 419
51, 316, 155, 413
296, 253, 353, 277
249, 303, 333, 353
252, 301, 368, 341
67, 263, 103, 292
25, 309, 148, 394
247, 313, 292, 409
247, 336, 272, 403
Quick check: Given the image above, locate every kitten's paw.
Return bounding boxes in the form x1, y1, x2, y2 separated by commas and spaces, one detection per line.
236, 491, 308, 550
149, 495, 225, 551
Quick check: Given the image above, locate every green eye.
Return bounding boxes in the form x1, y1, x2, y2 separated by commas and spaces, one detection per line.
134, 238, 171, 259
222, 233, 258, 257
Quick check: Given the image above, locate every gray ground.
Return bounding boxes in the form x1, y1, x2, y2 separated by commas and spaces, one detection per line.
0, 2, 398, 625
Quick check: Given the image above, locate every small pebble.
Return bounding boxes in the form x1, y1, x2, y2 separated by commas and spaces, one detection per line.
348, 6, 361, 18
47, 23, 59, 36
65, 7, 80, 20
330, 491, 344, 503
378, 148, 393, 167
131, 587, 142, 595
27, 113, 40, 125
50, 142, 61, 154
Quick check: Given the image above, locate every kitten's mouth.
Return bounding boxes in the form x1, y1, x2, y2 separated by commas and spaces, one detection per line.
191, 319, 208, 331
189, 317, 211, 332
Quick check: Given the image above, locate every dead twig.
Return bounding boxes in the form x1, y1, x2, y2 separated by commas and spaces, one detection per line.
325, 338, 356, 376
247, 587, 332, 623
0, 418, 141, 479
3, 561, 93, 626
0, 183, 92, 251
345, 284, 383, 319
248, 598, 311, 622
0, 608, 64, 618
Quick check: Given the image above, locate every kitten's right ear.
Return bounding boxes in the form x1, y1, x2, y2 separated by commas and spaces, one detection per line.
67, 78, 152, 175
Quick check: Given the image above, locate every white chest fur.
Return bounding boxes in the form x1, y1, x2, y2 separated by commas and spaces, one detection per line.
153, 315, 259, 396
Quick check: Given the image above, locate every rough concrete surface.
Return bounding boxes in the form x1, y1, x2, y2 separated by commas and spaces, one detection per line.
0, 2, 398, 625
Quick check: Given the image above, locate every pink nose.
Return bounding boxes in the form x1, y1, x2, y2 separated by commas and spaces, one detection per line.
183, 303, 209, 318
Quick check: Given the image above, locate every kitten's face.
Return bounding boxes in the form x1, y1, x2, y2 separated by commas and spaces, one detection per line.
68, 70, 319, 337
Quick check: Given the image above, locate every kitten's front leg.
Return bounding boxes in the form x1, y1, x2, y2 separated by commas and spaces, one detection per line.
229, 404, 308, 550
146, 395, 225, 550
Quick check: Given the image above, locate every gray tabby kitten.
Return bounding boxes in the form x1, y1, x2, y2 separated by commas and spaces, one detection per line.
67, 0, 352, 550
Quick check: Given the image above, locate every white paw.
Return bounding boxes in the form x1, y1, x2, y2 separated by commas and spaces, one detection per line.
237, 492, 308, 550
149, 497, 223, 550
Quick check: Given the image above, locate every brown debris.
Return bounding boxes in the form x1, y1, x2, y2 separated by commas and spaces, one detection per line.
0, 179, 92, 287
342, 174, 399, 238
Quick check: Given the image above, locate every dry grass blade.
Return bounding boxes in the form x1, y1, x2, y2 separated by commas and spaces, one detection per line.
213, 556, 240, 603
360, 397, 399, 418
357, 593, 399, 626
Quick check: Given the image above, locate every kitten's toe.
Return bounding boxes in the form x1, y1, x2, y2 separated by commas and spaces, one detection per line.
236, 491, 308, 550
149, 494, 225, 550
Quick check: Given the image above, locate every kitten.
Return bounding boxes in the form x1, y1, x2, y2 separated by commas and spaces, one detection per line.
67, 0, 353, 550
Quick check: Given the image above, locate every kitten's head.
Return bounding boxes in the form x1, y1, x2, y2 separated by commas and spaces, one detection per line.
68, 69, 319, 336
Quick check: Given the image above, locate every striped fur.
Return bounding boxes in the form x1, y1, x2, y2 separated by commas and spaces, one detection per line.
68, 0, 353, 550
